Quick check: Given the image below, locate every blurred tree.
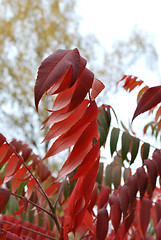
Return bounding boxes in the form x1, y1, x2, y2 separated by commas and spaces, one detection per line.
0, 0, 159, 156
95, 27, 158, 93
0, 0, 98, 156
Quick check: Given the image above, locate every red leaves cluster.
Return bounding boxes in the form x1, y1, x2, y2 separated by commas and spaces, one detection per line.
0, 215, 55, 239
0, 136, 24, 185
101, 150, 161, 239
34, 48, 105, 234
117, 75, 144, 92
1, 48, 161, 239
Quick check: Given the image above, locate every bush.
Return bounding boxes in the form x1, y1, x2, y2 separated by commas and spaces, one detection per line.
0, 48, 161, 239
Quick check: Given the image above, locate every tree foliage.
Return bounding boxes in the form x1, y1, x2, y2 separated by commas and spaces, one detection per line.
0, 0, 98, 154
0, 0, 158, 156
0, 48, 161, 239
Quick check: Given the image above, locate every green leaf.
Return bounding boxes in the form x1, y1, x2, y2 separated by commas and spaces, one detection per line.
97, 106, 111, 147
63, 180, 70, 200
130, 137, 140, 164
121, 132, 131, 161
141, 142, 150, 163
112, 165, 121, 189
123, 168, 131, 183
96, 162, 104, 185
114, 155, 123, 166
110, 128, 120, 156
104, 164, 112, 187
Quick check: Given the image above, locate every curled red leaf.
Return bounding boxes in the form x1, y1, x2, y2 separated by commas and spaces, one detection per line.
136, 167, 148, 200
119, 185, 129, 218
126, 175, 138, 207
98, 186, 111, 209
133, 85, 161, 121
109, 196, 121, 232
140, 198, 151, 236
0, 188, 10, 213
153, 149, 161, 178
144, 159, 157, 195
35, 48, 85, 111
96, 208, 109, 240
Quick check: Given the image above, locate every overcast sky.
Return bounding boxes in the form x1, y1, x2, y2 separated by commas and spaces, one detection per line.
77, 0, 161, 157
78, 0, 161, 53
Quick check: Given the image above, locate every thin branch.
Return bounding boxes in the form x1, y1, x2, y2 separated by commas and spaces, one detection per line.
2, 220, 56, 240
53, 182, 63, 210
5, 139, 61, 233
11, 192, 53, 218
22, 161, 60, 232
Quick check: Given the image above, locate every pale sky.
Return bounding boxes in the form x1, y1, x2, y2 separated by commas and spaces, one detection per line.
77, 0, 161, 158
78, 0, 161, 53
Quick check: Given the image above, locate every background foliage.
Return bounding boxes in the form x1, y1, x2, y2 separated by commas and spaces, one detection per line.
0, 0, 158, 157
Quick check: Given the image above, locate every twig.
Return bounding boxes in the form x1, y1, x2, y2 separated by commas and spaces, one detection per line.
1, 220, 56, 240
22, 161, 60, 232
11, 192, 53, 218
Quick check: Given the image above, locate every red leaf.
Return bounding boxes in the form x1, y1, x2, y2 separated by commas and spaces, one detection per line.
133, 85, 161, 121
91, 78, 105, 100
117, 75, 143, 92
70, 140, 100, 181
144, 159, 157, 194
126, 175, 138, 207
156, 218, 161, 240
65, 158, 99, 232
82, 210, 95, 232
52, 82, 76, 111
0, 134, 6, 147
124, 202, 136, 234
119, 185, 129, 218
88, 183, 98, 213
59, 216, 69, 240
43, 105, 73, 128
153, 149, 161, 178
0, 143, 15, 165
26, 178, 36, 200
109, 196, 122, 232
6, 232, 21, 240
137, 86, 149, 103
0, 188, 10, 213
98, 186, 111, 209
13, 197, 28, 217
96, 208, 109, 240
45, 182, 61, 196
44, 101, 98, 159
136, 167, 148, 200
35, 48, 85, 111
56, 119, 98, 181
140, 198, 151, 236
12, 166, 29, 193
43, 100, 89, 142
4, 154, 23, 180
156, 201, 161, 223
68, 67, 94, 111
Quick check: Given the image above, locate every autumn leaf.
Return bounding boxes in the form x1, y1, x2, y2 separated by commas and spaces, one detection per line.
35, 48, 86, 111
96, 208, 109, 240
140, 198, 151, 236
136, 167, 148, 200
0, 188, 10, 213
109, 196, 121, 232
119, 185, 129, 218
133, 85, 161, 121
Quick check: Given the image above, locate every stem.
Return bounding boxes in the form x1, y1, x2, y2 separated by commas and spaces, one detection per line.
22, 162, 60, 232
11, 192, 53, 218
53, 182, 63, 210
2, 220, 56, 240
